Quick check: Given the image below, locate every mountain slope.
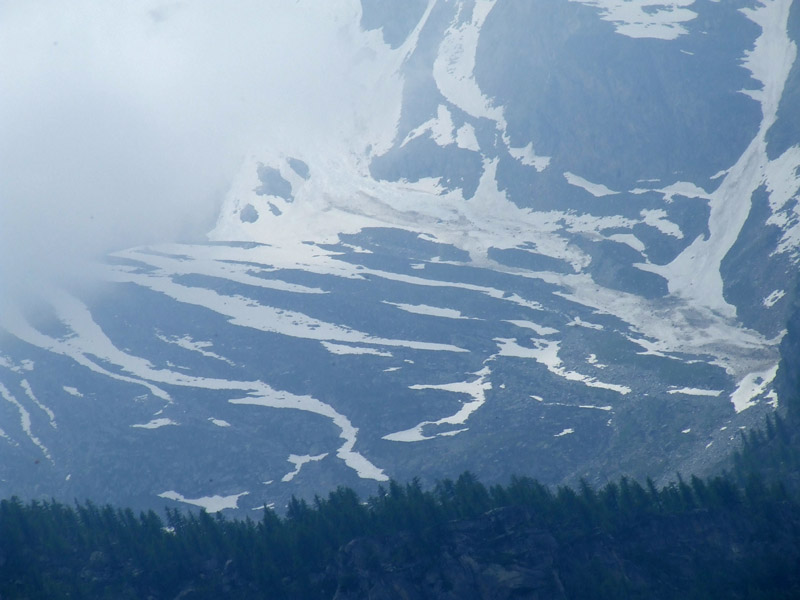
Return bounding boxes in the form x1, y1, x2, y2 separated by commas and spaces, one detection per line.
0, 0, 798, 514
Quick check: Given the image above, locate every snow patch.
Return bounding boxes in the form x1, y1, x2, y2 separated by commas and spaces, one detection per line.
667, 387, 723, 397
384, 301, 472, 320
321, 342, 392, 357
456, 123, 480, 151
730, 364, 779, 413
766, 390, 779, 408
509, 142, 550, 171
567, 316, 604, 330
158, 490, 248, 513
607, 233, 645, 253
230, 392, 387, 481
157, 333, 236, 366
0, 382, 51, 461
132, 418, 177, 429
432, 0, 503, 123
402, 104, 455, 147
383, 366, 491, 442
495, 338, 630, 394
640, 209, 683, 239
505, 319, 559, 336
281, 453, 328, 482
21, 380, 56, 428
586, 354, 607, 368
764, 146, 800, 258
762, 289, 786, 308
564, 172, 618, 197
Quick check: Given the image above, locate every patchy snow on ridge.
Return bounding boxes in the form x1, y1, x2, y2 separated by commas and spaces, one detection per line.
568, 0, 698, 40
108, 262, 466, 354
564, 172, 619, 197
641, 0, 797, 317
5, 289, 389, 483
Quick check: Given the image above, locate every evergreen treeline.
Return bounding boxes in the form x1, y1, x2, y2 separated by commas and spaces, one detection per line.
1, 467, 799, 599
731, 383, 800, 494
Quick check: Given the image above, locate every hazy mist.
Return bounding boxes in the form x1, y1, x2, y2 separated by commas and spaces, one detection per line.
0, 0, 385, 306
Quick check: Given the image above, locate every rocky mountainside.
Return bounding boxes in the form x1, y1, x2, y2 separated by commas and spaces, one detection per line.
0, 0, 799, 515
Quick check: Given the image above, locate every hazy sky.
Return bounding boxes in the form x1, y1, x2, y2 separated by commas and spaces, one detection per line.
0, 0, 382, 305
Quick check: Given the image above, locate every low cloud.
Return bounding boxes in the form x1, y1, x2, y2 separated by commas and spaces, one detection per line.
0, 0, 390, 306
